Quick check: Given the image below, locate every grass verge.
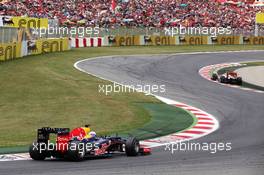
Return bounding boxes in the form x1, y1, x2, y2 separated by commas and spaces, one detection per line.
121, 103, 195, 140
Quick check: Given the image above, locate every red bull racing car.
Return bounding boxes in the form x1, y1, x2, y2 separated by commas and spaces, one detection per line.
29, 125, 151, 161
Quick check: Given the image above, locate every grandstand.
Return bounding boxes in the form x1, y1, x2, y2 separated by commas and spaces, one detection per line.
0, 0, 263, 32
1, 0, 264, 48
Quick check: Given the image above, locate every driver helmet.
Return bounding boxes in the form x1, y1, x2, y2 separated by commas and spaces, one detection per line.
89, 131, 96, 138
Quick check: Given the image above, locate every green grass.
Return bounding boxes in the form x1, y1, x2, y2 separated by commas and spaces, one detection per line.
121, 103, 195, 140
243, 62, 264, 66
0, 45, 264, 148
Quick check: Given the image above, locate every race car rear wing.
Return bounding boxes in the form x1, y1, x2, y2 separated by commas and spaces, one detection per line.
37, 127, 70, 143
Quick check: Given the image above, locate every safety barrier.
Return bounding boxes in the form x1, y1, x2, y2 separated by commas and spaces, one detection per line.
105, 35, 264, 46
1, 35, 264, 62
0, 38, 70, 62
0, 42, 22, 61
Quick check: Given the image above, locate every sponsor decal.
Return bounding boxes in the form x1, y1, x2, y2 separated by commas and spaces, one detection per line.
249, 36, 264, 45
256, 13, 264, 24
0, 43, 21, 61
181, 36, 208, 45
215, 36, 241, 45
110, 36, 141, 46
0, 16, 48, 28
26, 38, 69, 56
144, 36, 177, 46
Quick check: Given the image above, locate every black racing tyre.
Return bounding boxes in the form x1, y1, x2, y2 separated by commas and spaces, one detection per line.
237, 77, 243, 85
211, 73, 218, 81
29, 141, 47, 160
125, 137, 140, 156
220, 76, 226, 83
67, 141, 85, 161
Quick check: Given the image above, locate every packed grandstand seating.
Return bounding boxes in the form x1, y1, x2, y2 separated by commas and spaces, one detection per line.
0, 0, 263, 32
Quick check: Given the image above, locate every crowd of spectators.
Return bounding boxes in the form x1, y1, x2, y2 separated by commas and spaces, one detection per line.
0, 0, 264, 33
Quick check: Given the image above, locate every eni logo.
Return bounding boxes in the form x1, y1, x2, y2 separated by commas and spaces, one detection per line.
41, 40, 63, 53
154, 36, 171, 45
252, 37, 264, 45
18, 18, 42, 28
0, 45, 16, 61
219, 37, 235, 45
118, 36, 135, 46
188, 37, 204, 45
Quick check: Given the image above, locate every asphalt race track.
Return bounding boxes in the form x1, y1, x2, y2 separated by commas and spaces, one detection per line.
1, 51, 264, 175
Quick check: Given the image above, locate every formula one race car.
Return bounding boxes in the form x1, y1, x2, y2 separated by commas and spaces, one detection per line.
29, 125, 151, 161
211, 71, 242, 85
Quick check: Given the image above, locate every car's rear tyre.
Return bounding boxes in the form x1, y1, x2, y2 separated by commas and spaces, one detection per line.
67, 141, 85, 161
29, 141, 47, 160
237, 77, 242, 85
125, 137, 139, 156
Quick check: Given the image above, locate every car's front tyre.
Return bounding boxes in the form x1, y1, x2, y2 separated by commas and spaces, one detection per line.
220, 76, 226, 83
67, 140, 85, 161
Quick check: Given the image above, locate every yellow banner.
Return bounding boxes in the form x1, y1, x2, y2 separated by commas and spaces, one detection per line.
146, 36, 177, 45
27, 38, 69, 55
0, 43, 22, 61
256, 13, 264, 24
0, 16, 48, 28
113, 36, 141, 46
181, 36, 208, 45
248, 36, 264, 45
216, 36, 241, 45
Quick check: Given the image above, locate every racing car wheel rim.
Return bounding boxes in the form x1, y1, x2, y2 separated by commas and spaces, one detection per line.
135, 144, 139, 153
78, 150, 85, 157
78, 145, 85, 158
122, 144, 126, 152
